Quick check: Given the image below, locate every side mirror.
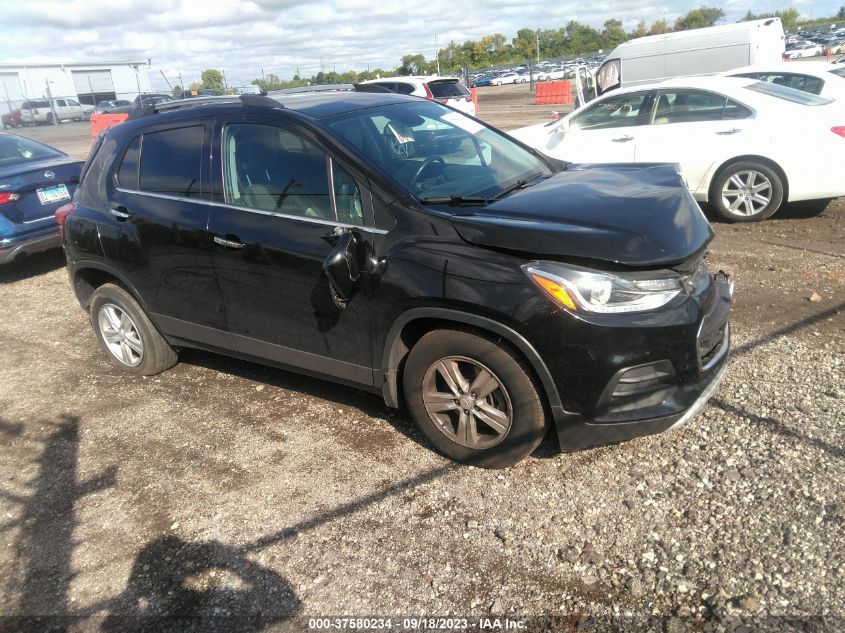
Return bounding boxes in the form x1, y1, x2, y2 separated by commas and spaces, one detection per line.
322, 230, 361, 304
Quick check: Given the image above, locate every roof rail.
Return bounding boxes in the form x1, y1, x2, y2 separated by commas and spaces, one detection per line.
267, 84, 354, 95
126, 94, 283, 120
154, 94, 282, 112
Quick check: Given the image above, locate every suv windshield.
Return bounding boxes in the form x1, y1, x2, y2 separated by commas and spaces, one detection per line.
325, 100, 551, 202
744, 81, 833, 105
0, 134, 62, 166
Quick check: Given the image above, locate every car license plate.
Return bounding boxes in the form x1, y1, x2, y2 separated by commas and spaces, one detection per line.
36, 184, 70, 205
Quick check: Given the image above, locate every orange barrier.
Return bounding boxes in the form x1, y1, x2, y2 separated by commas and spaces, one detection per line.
535, 81, 572, 106
470, 87, 479, 114
90, 113, 128, 137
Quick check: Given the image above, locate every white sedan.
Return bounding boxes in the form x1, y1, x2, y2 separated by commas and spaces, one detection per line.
509, 76, 845, 222
785, 42, 823, 58
493, 73, 524, 85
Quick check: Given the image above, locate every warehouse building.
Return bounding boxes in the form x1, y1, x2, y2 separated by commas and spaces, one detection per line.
0, 60, 153, 116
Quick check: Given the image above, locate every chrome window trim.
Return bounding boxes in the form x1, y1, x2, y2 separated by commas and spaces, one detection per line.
113, 187, 388, 234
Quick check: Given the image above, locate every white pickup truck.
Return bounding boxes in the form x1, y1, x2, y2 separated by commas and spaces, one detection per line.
20, 98, 86, 125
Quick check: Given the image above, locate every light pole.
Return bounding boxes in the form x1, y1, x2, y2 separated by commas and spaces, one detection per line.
434, 34, 440, 76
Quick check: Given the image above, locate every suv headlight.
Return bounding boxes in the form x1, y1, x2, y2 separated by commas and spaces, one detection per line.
524, 262, 683, 314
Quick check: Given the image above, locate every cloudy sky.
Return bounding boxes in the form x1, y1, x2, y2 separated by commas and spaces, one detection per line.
0, 0, 839, 90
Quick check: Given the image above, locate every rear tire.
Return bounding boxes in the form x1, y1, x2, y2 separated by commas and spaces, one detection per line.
90, 283, 178, 376
403, 329, 547, 468
710, 160, 784, 222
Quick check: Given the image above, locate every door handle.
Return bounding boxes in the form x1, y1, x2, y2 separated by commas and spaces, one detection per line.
612, 135, 634, 142
110, 207, 130, 220
716, 128, 741, 135
213, 235, 245, 250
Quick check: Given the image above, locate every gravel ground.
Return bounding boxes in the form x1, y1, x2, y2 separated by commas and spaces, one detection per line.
1, 90, 843, 632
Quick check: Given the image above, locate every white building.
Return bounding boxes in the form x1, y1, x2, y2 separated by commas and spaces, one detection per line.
0, 61, 153, 115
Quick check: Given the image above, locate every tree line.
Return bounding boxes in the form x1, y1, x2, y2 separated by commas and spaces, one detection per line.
189, 5, 845, 93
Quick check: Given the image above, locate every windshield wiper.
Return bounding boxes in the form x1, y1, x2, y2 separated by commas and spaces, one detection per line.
419, 195, 491, 206
491, 172, 549, 200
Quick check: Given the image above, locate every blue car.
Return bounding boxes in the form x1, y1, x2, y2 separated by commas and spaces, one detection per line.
0, 133, 83, 264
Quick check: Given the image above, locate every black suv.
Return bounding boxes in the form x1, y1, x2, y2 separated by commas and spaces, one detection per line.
60, 92, 732, 468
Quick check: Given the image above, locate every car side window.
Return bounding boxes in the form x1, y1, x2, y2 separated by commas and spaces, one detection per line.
222, 124, 336, 221
116, 135, 141, 189
651, 90, 752, 124
139, 125, 203, 197
570, 93, 648, 130
56, 100, 67, 107
396, 83, 416, 95
68, 99, 80, 106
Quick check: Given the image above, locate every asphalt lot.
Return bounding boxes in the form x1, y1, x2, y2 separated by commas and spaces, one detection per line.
1, 85, 843, 630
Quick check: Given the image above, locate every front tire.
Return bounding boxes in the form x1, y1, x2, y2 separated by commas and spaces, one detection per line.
710, 160, 784, 222
90, 283, 178, 376
403, 329, 548, 468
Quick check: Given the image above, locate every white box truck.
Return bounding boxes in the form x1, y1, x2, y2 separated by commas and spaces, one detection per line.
585, 18, 785, 100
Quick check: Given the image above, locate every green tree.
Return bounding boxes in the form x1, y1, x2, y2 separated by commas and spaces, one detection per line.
602, 18, 628, 49
838, 6, 845, 19
563, 20, 604, 54
674, 6, 725, 31
649, 18, 671, 34
200, 68, 225, 93
512, 28, 537, 60
399, 53, 427, 75
739, 8, 800, 31
631, 20, 648, 38
171, 84, 182, 98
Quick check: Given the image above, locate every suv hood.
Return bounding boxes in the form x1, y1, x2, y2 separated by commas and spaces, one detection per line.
450, 163, 713, 267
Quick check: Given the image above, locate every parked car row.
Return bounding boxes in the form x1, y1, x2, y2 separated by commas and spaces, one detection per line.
3, 66, 840, 467
469, 56, 605, 88
2, 98, 93, 127
786, 26, 845, 57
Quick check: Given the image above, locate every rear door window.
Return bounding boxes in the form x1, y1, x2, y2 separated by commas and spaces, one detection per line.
396, 83, 416, 95
651, 90, 751, 124
428, 81, 469, 98
139, 125, 203, 197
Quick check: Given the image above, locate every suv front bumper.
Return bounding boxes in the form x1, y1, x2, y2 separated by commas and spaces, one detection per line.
550, 273, 733, 452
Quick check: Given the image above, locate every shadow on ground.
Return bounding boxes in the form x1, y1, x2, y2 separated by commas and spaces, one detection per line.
0, 248, 65, 284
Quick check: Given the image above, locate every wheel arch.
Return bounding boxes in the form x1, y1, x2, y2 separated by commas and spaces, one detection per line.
378, 307, 564, 418
72, 262, 146, 310
707, 155, 790, 204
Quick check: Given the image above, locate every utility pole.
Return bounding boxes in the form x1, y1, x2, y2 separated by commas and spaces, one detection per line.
45, 79, 58, 126
132, 65, 141, 100
434, 34, 440, 76
222, 69, 229, 92
159, 71, 173, 93
536, 30, 540, 65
